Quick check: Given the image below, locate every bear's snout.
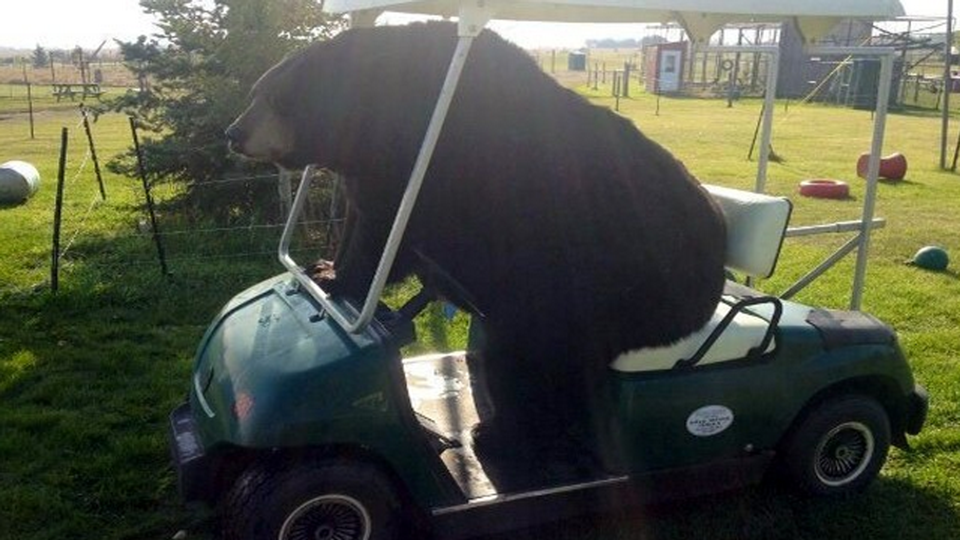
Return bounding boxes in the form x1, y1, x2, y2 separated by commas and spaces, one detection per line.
224, 124, 247, 154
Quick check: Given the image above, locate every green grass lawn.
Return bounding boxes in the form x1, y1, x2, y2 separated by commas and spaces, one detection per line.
2, 82, 960, 540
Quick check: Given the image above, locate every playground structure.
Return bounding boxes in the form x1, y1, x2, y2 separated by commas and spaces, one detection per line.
582, 10, 907, 310
794, 16, 952, 109
642, 22, 781, 99
630, 14, 951, 113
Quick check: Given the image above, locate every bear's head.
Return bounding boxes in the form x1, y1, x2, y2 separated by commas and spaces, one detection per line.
226, 41, 345, 170
226, 24, 457, 173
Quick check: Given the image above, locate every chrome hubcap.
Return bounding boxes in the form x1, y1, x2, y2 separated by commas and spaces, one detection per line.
814, 421, 874, 487
279, 494, 371, 540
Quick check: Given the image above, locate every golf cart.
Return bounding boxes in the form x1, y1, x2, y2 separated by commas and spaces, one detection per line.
169, 1, 926, 539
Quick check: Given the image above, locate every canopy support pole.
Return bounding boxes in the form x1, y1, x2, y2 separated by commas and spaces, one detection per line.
808, 46, 894, 310
280, 2, 494, 333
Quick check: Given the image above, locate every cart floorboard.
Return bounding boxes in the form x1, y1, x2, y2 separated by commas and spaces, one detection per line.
403, 352, 617, 499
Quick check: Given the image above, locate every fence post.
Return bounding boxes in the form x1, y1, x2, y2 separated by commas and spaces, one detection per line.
80, 105, 106, 200
129, 117, 170, 277
26, 83, 35, 140
623, 62, 631, 97
278, 168, 294, 218
51, 127, 68, 292
613, 71, 621, 111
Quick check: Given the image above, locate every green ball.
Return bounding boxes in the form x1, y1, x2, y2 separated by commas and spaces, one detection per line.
912, 246, 949, 271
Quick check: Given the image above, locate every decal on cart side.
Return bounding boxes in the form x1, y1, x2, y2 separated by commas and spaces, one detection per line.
686, 405, 735, 437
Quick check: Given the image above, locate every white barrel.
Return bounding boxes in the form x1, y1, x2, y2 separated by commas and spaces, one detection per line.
0, 161, 41, 203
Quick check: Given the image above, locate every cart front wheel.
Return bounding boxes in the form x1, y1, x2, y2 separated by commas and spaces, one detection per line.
280, 493, 370, 540
782, 395, 890, 496
222, 460, 402, 540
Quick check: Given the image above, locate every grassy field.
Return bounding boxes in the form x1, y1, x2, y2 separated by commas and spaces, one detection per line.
0, 61, 139, 87
1, 73, 960, 540
0, 83, 129, 116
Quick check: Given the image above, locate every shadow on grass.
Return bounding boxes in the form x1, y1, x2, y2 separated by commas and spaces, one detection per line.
0, 290, 212, 539
904, 265, 959, 281
891, 105, 960, 121
0, 228, 290, 540
480, 478, 960, 540
0, 200, 28, 211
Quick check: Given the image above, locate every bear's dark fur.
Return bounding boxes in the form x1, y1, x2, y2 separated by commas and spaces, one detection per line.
229, 22, 727, 444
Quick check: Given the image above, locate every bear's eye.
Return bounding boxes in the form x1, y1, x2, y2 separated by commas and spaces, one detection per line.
268, 93, 296, 118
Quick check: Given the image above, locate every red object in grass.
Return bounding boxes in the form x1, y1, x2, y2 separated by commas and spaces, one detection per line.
856, 152, 907, 180
799, 179, 850, 199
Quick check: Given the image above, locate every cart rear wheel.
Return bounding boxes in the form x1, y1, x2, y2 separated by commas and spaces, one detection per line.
222, 459, 401, 540
782, 395, 890, 496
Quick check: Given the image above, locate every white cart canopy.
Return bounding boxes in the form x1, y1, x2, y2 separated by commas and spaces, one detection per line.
323, 0, 905, 42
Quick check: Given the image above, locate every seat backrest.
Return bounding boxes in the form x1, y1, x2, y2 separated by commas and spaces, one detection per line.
704, 184, 792, 279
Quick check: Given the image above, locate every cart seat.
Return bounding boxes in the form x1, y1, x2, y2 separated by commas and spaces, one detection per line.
610, 294, 776, 372
611, 185, 792, 372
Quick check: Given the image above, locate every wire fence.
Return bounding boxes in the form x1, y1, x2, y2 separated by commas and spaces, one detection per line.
0, 107, 345, 298
53, 169, 345, 286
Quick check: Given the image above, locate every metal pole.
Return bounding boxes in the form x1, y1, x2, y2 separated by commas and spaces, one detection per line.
785, 218, 885, 237
279, 36, 478, 333
129, 117, 170, 277
941, 0, 954, 169
278, 168, 293, 219
614, 72, 621, 111
357, 36, 474, 329
623, 61, 631, 97
756, 49, 780, 193
51, 127, 68, 293
729, 29, 744, 106
81, 105, 106, 200
747, 99, 765, 160
782, 235, 862, 300
26, 83, 35, 140
851, 53, 894, 310
952, 118, 960, 170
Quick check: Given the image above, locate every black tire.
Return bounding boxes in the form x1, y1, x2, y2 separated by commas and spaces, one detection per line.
221, 459, 402, 540
782, 395, 891, 497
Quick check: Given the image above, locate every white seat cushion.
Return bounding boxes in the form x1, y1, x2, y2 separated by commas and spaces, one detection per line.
610, 296, 776, 372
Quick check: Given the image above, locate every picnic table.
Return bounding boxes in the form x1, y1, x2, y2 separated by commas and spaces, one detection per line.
51, 83, 104, 102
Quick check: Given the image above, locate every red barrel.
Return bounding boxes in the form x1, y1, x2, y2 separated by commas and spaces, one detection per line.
857, 152, 907, 180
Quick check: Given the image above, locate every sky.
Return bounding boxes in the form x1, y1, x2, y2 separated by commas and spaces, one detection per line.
0, 0, 954, 51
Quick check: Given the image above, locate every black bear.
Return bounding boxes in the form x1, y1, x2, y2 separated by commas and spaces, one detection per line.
227, 22, 727, 453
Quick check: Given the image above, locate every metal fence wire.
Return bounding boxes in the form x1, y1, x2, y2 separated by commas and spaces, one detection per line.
2, 107, 346, 295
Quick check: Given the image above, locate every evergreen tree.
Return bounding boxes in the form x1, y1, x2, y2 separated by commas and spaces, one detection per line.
32, 45, 48, 68
107, 0, 344, 219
